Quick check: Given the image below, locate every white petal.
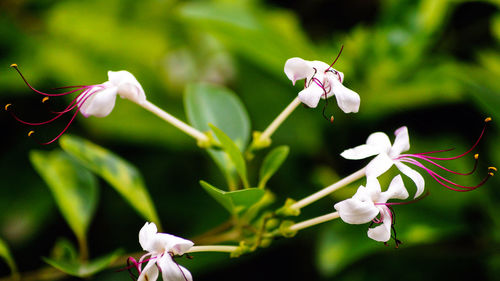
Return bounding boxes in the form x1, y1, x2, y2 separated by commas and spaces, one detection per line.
379, 175, 409, 202
108, 70, 146, 104
158, 254, 193, 281
139, 222, 159, 252
329, 77, 360, 113
160, 234, 193, 255
390, 126, 410, 157
297, 84, 325, 108
340, 131, 393, 160
367, 207, 392, 242
340, 144, 381, 160
284, 58, 314, 85
79, 86, 118, 118
365, 153, 394, 178
137, 259, 159, 281
334, 197, 379, 224
364, 177, 382, 197
366, 132, 392, 153
394, 162, 425, 198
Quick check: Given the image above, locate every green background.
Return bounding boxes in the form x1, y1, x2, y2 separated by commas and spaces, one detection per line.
1, 0, 500, 280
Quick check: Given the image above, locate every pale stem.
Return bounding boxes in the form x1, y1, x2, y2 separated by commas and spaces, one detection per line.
139, 100, 209, 143
187, 245, 238, 253
289, 211, 340, 232
291, 167, 366, 210
259, 97, 301, 141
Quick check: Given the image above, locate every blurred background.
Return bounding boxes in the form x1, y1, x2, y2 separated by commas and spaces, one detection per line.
1, 0, 500, 280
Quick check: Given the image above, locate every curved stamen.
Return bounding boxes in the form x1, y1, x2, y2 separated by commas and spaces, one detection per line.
410, 118, 490, 161
398, 153, 479, 176
325, 44, 344, 73
400, 158, 492, 191
10, 64, 90, 97
311, 77, 334, 122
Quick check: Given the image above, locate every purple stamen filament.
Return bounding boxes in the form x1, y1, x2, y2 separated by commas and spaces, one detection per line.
392, 120, 494, 192
6, 64, 107, 145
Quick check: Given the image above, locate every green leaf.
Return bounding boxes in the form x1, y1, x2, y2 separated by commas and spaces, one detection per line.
0, 238, 18, 277
59, 135, 160, 226
200, 181, 265, 214
43, 249, 123, 277
30, 150, 98, 245
184, 83, 250, 189
258, 146, 289, 188
209, 124, 249, 188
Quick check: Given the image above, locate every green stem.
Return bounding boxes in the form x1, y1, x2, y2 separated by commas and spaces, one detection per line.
139, 100, 211, 146
289, 211, 340, 232
290, 167, 366, 210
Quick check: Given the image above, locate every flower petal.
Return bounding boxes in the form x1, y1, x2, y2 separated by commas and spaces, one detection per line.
394, 162, 425, 198
379, 175, 409, 202
367, 207, 392, 242
160, 234, 194, 255
365, 153, 394, 178
158, 254, 193, 281
79, 86, 118, 118
137, 259, 159, 281
340, 144, 380, 160
334, 197, 379, 224
139, 222, 159, 252
297, 84, 325, 108
328, 76, 360, 113
390, 126, 410, 157
366, 132, 392, 153
284, 57, 314, 86
108, 70, 146, 104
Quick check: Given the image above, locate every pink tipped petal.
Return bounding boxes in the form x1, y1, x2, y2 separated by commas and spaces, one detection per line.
298, 84, 324, 108
284, 58, 314, 85
367, 208, 392, 242
334, 197, 379, 224
390, 126, 410, 157
366, 153, 394, 178
79, 86, 118, 118
137, 259, 159, 281
158, 255, 193, 281
381, 175, 409, 201
329, 77, 360, 113
394, 162, 425, 198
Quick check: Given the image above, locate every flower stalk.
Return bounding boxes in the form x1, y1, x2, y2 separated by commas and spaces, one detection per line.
139, 100, 212, 147
250, 97, 301, 150
289, 211, 340, 232
290, 167, 366, 210
187, 245, 238, 253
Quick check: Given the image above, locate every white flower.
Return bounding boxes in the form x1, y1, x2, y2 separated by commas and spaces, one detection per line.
137, 222, 194, 281
341, 126, 425, 198
7, 66, 147, 145
284, 57, 360, 112
334, 176, 408, 242
79, 70, 146, 118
